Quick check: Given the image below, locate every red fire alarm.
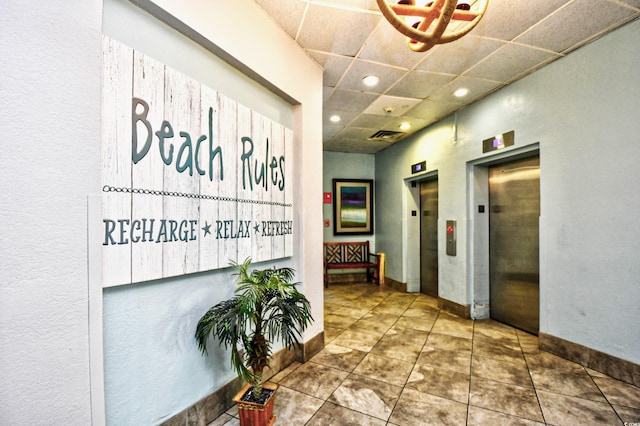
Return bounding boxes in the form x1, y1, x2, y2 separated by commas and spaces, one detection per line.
324, 192, 332, 204
324, 219, 330, 227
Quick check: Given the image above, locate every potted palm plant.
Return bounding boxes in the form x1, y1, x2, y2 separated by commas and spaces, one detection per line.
195, 258, 313, 426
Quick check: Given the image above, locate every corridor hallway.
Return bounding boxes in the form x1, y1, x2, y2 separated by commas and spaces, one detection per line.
210, 282, 640, 425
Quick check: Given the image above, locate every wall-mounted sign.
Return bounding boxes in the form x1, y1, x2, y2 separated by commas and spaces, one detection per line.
101, 37, 293, 286
482, 130, 515, 153
411, 161, 426, 174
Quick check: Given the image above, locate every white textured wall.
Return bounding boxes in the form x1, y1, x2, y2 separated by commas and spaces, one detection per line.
0, 1, 103, 424
375, 19, 640, 364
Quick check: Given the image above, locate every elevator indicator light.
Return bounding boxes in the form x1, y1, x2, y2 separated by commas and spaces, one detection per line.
482, 130, 514, 153
446, 220, 456, 256
411, 161, 426, 174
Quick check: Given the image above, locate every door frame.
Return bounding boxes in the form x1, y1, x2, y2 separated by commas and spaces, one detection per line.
466, 143, 540, 319
403, 171, 438, 293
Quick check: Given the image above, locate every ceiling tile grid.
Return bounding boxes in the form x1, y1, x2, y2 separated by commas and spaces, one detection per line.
253, 0, 640, 153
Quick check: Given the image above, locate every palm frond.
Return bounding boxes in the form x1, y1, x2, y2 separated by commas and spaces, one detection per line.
195, 258, 314, 388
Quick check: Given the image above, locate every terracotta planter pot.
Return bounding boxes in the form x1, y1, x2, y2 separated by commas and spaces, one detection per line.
232, 382, 278, 426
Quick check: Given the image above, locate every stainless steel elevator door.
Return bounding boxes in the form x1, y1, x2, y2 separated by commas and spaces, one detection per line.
420, 179, 438, 297
489, 156, 540, 334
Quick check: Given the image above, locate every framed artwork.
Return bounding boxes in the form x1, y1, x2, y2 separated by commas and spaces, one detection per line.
333, 179, 373, 235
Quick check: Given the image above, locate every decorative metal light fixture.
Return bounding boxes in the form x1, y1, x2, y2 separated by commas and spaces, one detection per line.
376, 0, 489, 52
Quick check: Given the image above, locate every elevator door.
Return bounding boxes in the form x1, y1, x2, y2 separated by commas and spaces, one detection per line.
489, 156, 540, 334
420, 179, 438, 297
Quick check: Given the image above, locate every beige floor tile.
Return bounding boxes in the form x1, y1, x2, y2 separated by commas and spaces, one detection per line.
467, 405, 545, 425
278, 361, 349, 400
524, 351, 585, 374
416, 346, 472, 374
353, 353, 414, 386
323, 326, 344, 344
328, 374, 403, 421
370, 336, 422, 363
473, 337, 526, 364
206, 282, 640, 426
324, 313, 359, 329
426, 332, 472, 352
272, 386, 324, 425
360, 311, 400, 326
431, 314, 474, 339
331, 305, 372, 319
383, 325, 429, 347
472, 355, 533, 388
331, 328, 381, 352
306, 401, 387, 426
530, 367, 607, 402
406, 364, 470, 404
389, 387, 468, 425
308, 343, 367, 372
537, 389, 622, 425
349, 317, 393, 337
394, 315, 436, 332
592, 375, 640, 408
469, 377, 544, 423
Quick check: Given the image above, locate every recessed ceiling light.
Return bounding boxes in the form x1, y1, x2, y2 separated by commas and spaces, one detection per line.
329, 115, 341, 123
362, 75, 380, 87
399, 122, 411, 131
453, 87, 469, 97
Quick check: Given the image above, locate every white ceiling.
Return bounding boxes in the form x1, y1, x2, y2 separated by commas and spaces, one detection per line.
253, 0, 640, 154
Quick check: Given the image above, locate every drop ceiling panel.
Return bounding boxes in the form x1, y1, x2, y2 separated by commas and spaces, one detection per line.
415, 36, 506, 75
324, 124, 344, 139
465, 44, 558, 83
387, 70, 456, 99
337, 59, 408, 94
349, 113, 395, 129
325, 89, 380, 112
325, 138, 393, 154
471, 0, 572, 40
363, 95, 422, 116
252, 0, 640, 154
309, 52, 354, 87
318, 0, 380, 11
335, 126, 381, 141
428, 76, 504, 104
514, 0, 638, 53
386, 116, 432, 133
297, 4, 380, 56
358, 21, 428, 69
406, 99, 462, 122
323, 109, 359, 126
254, 0, 306, 39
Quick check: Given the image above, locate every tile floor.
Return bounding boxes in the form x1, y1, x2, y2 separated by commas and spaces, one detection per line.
209, 282, 640, 425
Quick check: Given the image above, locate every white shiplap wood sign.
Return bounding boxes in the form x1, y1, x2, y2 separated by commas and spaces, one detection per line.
101, 37, 293, 287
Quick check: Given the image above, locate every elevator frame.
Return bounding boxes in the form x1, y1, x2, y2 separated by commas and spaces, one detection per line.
466, 143, 540, 320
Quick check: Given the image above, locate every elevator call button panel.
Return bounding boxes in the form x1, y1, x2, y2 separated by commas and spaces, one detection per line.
446, 220, 456, 256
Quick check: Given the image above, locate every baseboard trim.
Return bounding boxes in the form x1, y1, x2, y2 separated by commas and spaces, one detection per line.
438, 297, 471, 319
162, 330, 325, 425
383, 276, 406, 292
539, 332, 640, 387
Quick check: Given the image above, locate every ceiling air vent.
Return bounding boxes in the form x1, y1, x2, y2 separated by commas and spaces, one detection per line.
368, 130, 405, 142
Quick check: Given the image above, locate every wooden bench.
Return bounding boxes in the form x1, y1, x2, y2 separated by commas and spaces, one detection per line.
323, 241, 380, 288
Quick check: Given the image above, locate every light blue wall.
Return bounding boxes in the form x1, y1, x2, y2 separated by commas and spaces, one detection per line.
374, 19, 640, 364
323, 151, 376, 248
102, 1, 297, 424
